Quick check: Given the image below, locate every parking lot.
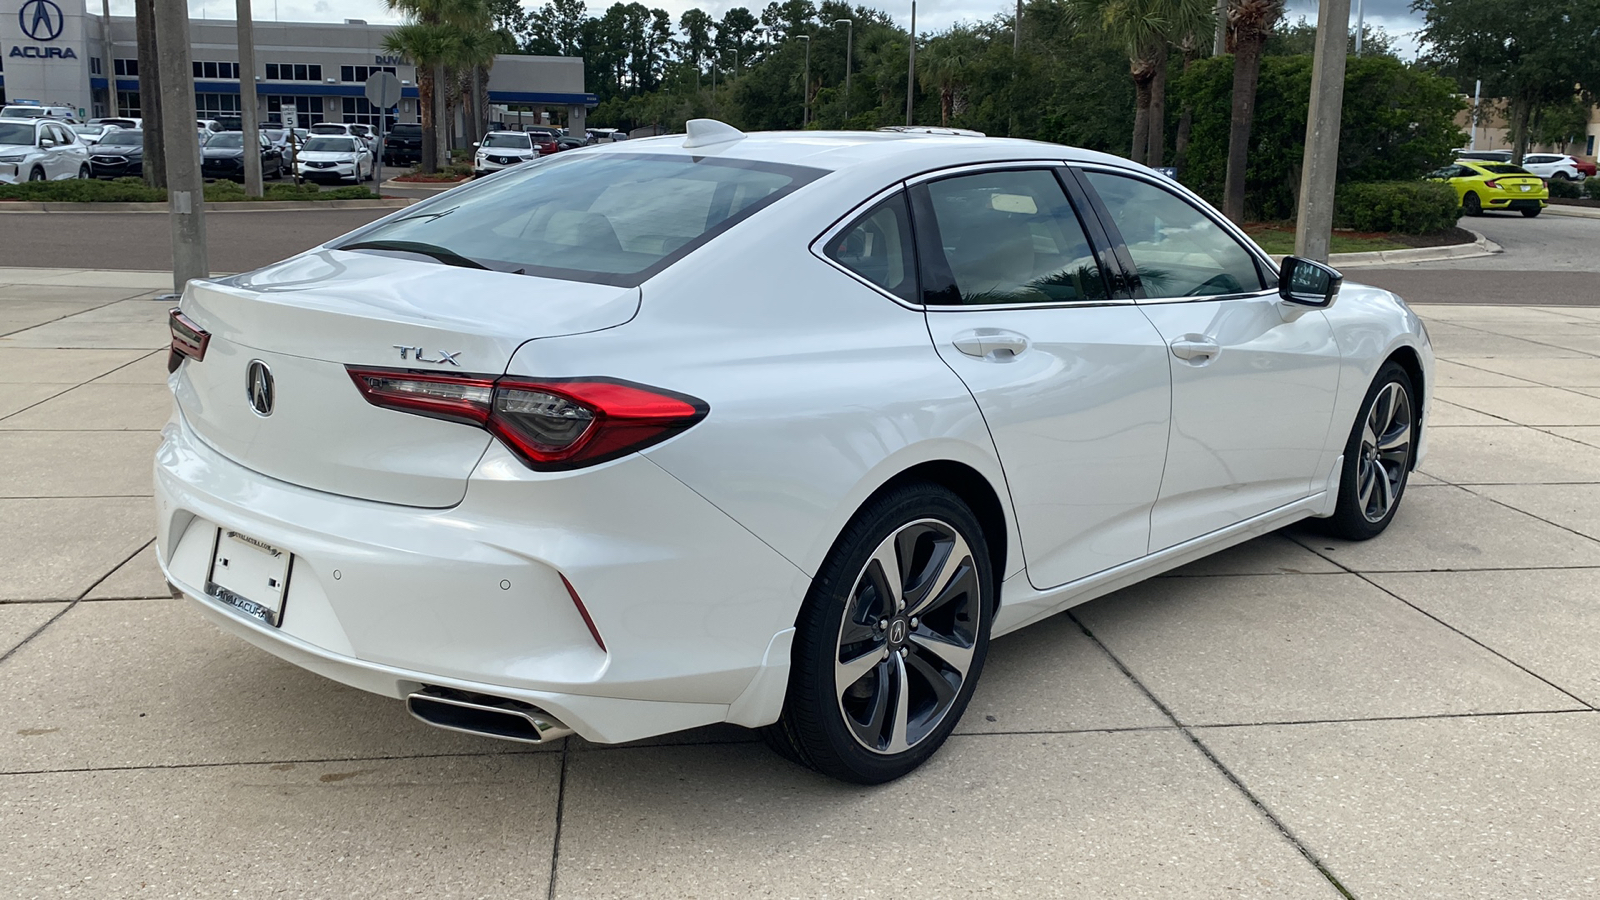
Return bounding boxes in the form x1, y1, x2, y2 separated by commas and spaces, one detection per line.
3, 214, 1600, 897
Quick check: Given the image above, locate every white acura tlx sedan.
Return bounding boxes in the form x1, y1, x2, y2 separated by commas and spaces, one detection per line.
156, 120, 1432, 783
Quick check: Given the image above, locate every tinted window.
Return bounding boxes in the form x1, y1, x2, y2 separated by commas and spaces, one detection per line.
1083, 171, 1263, 298
0, 122, 34, 144
340, 153, 822, 286
1480, 164, 1531, 175
100, 131, 142, 146
922, 169, 1107, 305
303, 137, 357, 152
206, 133, 244, 148
825, 192, 917, 303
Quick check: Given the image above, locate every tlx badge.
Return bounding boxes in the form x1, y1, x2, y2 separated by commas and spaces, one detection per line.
392, 346, 462, 366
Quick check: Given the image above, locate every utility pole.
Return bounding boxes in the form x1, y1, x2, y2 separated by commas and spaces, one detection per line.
1213, 0, 1227, 56
795, 35, 811, 126
835, 18, 853, 125
1009, 0, 1020, 136
99, 0, 114, 118
134, 0, 165, 188
154, 0, 208, 290
1469, 79, 1481, 150
235, 0, 263, 196
1292, 0, 1352, 262
905, 3, 915, 126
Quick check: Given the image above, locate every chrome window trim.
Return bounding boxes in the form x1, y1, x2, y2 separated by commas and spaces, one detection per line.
1073, 163, 1283, 305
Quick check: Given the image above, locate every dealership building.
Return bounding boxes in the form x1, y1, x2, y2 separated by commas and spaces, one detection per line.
0, 0, 595, 133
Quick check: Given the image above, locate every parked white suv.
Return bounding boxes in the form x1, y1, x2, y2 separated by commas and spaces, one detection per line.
1, 104, 78, 122
0, 118, 91, 183
473, 131, 537, 176
1520, 153, 1586, 181
310, 122, 378, 153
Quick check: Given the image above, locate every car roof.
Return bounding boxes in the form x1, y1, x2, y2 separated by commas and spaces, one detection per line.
592, 126, 1136, 180
484, 131, 531, 137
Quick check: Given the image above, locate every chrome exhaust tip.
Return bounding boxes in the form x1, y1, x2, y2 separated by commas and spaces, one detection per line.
405, 687, 574, 744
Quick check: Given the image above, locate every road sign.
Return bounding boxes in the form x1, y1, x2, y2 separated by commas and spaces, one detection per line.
364, 72, 402, 110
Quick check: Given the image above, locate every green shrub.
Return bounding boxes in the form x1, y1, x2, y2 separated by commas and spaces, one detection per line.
316, 186, 381, 200
1334, 181, 1460, 234
1548, 178, 1583, 199
262, 182, 323, 200
203, 180, 246, 201
0, 179, 165, 202
1585, 178, 1600, 200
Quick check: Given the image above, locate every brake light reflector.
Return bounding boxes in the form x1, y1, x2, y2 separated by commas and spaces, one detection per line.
167, 309, 211, 373
346, 367, 708, 471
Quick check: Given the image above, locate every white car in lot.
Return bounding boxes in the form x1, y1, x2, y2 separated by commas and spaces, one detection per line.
294, 135, 373, 182
472, 131, 538, 176
0, 118, 90, 182
157, 121, 1432, 783
1518, 153, 1586, 181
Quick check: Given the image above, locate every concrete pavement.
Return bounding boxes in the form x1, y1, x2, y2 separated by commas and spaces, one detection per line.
6, 264, 1600, 897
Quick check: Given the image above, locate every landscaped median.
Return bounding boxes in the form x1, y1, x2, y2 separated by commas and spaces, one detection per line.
1247, 180, 1489, 264
0, 177, 409, 211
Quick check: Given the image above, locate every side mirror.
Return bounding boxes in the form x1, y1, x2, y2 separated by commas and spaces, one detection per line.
472, 141, 480, 148
1278, 256, 1342, 308
39, 138, 56, 148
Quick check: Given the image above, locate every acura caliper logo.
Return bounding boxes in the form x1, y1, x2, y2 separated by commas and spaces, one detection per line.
19, 0, 64, 41
246, 360, 275, 417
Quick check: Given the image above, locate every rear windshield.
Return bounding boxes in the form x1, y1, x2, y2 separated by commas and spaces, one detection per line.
337, 152, 824, 286
390, 124, 422, 136
1480, 164, 1531, 175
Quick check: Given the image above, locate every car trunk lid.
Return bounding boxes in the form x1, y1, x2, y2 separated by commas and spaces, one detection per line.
172, 249, 639, 507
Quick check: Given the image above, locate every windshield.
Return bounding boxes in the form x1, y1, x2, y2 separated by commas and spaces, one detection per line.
338, 153, 822, 286
1, 108, 45, 118
73, 125, 103, 135
310, 125, 346, 135
0, 122, 36, 144
1480, 164, 1532, 175
206, 133, 246, 148
303, 137, 357, 153
483, 133, 531, 149
99, 131, 143, 147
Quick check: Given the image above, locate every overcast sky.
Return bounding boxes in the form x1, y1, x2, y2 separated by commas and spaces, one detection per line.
115, 0, 1428, 59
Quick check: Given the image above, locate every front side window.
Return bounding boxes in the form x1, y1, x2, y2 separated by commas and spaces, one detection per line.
1083, 170, 1264, 299
824, 192, 917, 303
339, 153, 823, 286
921, 168, 1108, 305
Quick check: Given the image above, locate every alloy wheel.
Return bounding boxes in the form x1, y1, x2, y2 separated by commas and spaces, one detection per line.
1357, 381, 1412, 523
834, 518, 980, 755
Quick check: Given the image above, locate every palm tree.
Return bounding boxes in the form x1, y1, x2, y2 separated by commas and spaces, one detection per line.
1221, 0, 1285, 222
917, 27, 980, 126
384, 0, 487, 173
455, 28, 501, 145
1068, 0, 1212, 166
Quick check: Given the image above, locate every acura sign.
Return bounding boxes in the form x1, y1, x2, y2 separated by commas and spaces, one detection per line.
18, 0, 62, 40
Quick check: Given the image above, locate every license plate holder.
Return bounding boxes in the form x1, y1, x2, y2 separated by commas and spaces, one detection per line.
205, 528, 292, 627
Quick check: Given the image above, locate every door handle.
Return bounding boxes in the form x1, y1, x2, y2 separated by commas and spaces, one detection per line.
1169, 335, 1221, 362
953, 329, 1030, 361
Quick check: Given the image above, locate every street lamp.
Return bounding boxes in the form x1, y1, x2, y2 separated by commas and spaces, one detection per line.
753, 24, 767, 65
834, 18, 853, 125
794, 35, 811, 127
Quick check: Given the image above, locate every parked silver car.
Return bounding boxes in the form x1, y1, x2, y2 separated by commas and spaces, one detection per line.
0, 118, 91, 183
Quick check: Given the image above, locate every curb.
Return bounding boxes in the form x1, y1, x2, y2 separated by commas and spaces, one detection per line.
1271, 230, 1501, 268
0, 198, 415, 213
1546, 204, 1600, 219
378, 178, 470, 193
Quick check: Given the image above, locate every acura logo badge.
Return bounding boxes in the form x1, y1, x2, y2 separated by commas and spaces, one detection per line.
19, 0, 64, 41
888, 619, 907, 644
246, 360, 275, 417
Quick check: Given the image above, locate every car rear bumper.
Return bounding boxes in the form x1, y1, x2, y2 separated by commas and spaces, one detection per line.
154, 406, 806, 744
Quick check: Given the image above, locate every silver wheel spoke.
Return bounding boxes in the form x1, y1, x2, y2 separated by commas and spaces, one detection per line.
1378, 420, 1411, 454
836, 646, 883, 696
909, 631, 974, 679
1377, 466, 1396, 513
866, 538, 904, 616
886, 653, 911, 754
1358, 462, 1376, 509
907, 533, 973, 619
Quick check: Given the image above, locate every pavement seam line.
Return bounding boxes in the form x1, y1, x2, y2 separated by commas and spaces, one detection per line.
1068, 612, 1359, 900
1284, 531, 1600, 711
0, 537, 154, 667
0, 747, 554, 778
0, 293, 134, 340
547, 741, 571, 900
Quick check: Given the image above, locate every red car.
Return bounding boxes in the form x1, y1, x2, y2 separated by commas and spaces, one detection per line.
1578, 158, 1598, 178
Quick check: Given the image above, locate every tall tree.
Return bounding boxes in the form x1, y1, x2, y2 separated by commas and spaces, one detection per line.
917, 26, 980, 126
134, 0, 164, 189
1221, 0, 1284, 222
1414, 0, 1600, 164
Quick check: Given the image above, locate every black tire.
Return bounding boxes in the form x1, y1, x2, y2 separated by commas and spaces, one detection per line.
1320, 361, 1417, 540
28, 167, 45, 182
77, 164, 90, 180
1522, 207, 1542, 218
763, 483, 994, 784
1462, 192, 1482, 216
1553, 172, 1571, 181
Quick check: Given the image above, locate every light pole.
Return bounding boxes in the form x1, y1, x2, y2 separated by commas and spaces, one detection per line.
906, 4, 915, 126
835, 18, 853, 125
795, 35, 811, 126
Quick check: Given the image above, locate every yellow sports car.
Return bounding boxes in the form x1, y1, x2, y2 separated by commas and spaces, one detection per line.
1427, 160, 1549, 217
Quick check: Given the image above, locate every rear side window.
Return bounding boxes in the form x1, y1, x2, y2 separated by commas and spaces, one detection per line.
825, 192, 918, 303
340, 153, 825, 287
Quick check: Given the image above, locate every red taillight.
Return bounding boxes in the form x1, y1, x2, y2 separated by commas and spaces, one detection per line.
1483, 179, 1500, 189
168, 308, 210, 372
346, 367, 708, 471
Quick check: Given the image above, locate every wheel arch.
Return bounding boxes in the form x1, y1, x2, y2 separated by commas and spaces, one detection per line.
1385, 345, 1426, 470
850, 459, 1010, 611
